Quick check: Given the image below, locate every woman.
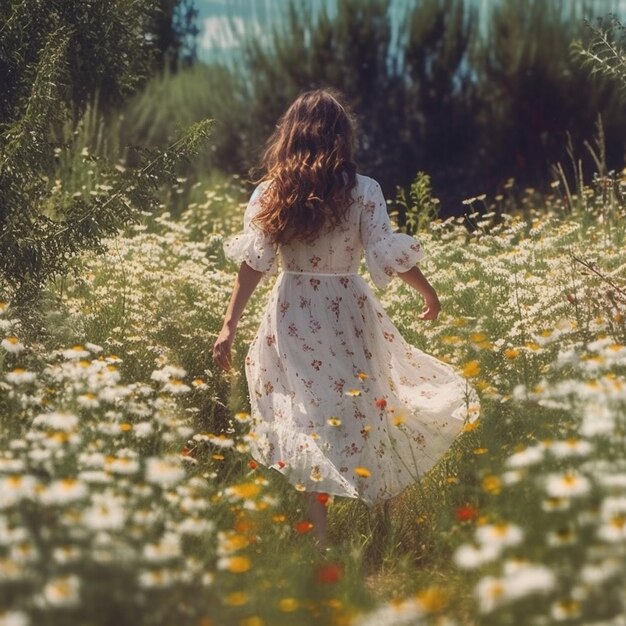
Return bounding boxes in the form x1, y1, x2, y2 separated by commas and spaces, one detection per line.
212, 88, 478, 546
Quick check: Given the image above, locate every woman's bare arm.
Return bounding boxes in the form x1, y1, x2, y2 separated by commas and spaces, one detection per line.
397, 266, 441, 320
212, 262, 264, 371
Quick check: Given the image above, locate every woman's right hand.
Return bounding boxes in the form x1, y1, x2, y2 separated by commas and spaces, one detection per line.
419, 293, 441, 321
212, 326, 235, 371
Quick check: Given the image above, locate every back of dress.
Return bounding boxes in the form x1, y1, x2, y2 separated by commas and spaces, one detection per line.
222, 172, 476, 506
224, 173, 425, 288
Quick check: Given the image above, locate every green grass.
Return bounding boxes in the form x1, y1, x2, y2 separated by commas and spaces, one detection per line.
0, 175, 624, 626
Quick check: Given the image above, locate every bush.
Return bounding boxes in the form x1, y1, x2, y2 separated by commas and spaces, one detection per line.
0, 1, 212, 333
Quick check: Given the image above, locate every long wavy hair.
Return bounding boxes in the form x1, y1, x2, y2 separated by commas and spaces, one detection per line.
251, 88, 358, 244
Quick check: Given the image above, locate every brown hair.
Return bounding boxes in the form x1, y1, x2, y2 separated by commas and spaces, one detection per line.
251, 88, 358, 244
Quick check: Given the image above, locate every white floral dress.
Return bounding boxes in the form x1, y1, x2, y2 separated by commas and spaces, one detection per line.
224, 174, 478, 505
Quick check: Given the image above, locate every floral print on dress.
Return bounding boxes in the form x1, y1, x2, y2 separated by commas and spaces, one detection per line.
223, 174, 479, 506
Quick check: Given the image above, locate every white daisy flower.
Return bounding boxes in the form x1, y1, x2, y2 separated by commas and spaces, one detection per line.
0, 475, 38, 509
143, 532, 181, 562
5, 368, 36, 384
454, 542, 501, 569
104, 455, 140, 475
145, 456, 185, 487
475, 575, 508, 613
138, 568, 174, 588
1, 336, 24, 353
61, 345, 90, 359
545, 471, 591, 498
505, 445, 544, 468
475, 522, 524, 549
32, 411, 79, 432
39, 478, 88, 506
550, 438, 594, 459
0, 611, 30, 626
162, 379, 191, 394
40, 575, 81, 607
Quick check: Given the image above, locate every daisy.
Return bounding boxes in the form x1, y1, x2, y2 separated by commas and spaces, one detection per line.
32, 411, 79, 432
550, 438, 594, 459
39, 478, 88, 506
453, 543, 500, 569
143, 532, 182, 562
475, 522, 524, 549
1, 336, 24, 353
545, 471, 591, 498
145, 456, 185, 487
5, 368, 36, 384
0, 611, 30, 626
505, 445, 544, 468
40, 575, 81, 607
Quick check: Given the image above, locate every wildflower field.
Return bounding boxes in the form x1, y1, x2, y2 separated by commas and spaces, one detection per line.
1, 174, 625, 626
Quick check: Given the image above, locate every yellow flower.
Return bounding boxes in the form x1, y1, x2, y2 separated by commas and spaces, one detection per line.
462, 418, 480, 432
240, 618, 265, 626
415, 586, 447, 612
221, 533, 249, 552
229, 483, 261, 499
224, 591, 248, 606
504, 348, 520, 360
327, 417, 342, 426
354, 467, 371, 478
463, 360, 481, 378
278, 598, 299, 612
441, 335, 462, 345
356, 371, 369, 380
482, 475, 502, 495
345, 389, 361, 397
223, 556, 251, 573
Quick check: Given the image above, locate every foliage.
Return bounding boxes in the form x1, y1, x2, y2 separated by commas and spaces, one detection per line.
0, 0, 212, 329
120, 0, 626, 214
475, 0, 626, 194
573, 14, 626, 97
394, 172, 441, 237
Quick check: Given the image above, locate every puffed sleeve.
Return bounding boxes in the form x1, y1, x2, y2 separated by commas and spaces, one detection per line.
223, 182, 278, 275
360, 178, 425, 289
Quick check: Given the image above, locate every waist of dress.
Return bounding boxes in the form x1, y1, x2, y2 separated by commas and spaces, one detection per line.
282, 270, 358, 277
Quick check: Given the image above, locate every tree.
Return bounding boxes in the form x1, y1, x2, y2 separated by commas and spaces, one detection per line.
0, 1, 211, 331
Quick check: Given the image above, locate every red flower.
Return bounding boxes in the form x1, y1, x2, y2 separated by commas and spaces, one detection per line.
277, 460, 286, 469
455, 505, 479, 522
316, 493, 330, 505
375, 397, 387, 410
294, 520, 314, 534
315, 563, 343, 584
248, 460, 258, 470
